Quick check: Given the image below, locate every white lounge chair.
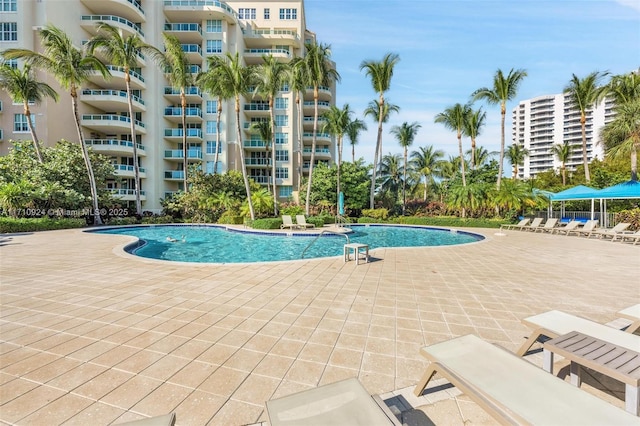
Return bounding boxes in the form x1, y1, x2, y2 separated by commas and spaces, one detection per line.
570, 219, 599, 237
281, 215, 298, 230
617, 229, 640, 245
551, 220, 581, 235
296, 214, 315, 228
522, 217, 544, 231
516, 310, 640, 356
592, 222, 631, 240
499, 218, 530, 231
413, 334, 639, 425
534, 217, 559, 233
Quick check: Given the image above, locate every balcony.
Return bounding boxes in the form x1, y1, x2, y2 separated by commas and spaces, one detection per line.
180, 44, 202, 63
82, 114, 146, 134
303, 148, 331, 159
110, 188, 147, 201
80, 15, 144, 38
302, 132, 331, 142
163, 0, 237, 23
164, 128, 203, 141
164, 170, 185, 180
163, 86, 202, 102
114, 164, 146, 177
243, 28, 300, 49
164, 107, 203, 122
245, 158, 269, 167
302, 100, 330, 113
243, 102, 270, 116
164, 23, 202, 43
249, 175, 269, 184
80, 0, 145, 23
303, 116, 327, 129
80, 89, 145, 112
243, 140, 268, 150
85, 139, 146, 156
305, 86, 332, 101
164, 149, 203, 161
243, 48, 291, 65
89, 65, 145, 90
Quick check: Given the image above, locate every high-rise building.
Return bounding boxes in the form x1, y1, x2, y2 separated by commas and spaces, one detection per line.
0, 0, 335, 211
511, 93, 612, 179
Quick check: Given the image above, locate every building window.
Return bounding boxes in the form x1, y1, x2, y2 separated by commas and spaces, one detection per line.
13, 113, 32, 132
2, 58, 17, 68
280, 83, 289, 92
279, 185, 292, 198
206, 100, 218, 114
275, 115, 288, 126
206, 161, 221, 174
238, 8, 256, 19
264, 8, 270, 19
279, 8, 297, 19
275, 132, 288, 144
275, 167, 289, 179
275, 150, 289, 161
0, 22, 17, 41
275, 98, 288, 109
0, 0, 16, 12
206, 19, 222, 33
206, 40, 222, 54
206, 141, 222, 154
206, 121, 218, 134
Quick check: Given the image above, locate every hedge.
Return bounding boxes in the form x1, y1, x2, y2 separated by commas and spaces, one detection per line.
0, 217, 87, 233
357, 216, 504, 228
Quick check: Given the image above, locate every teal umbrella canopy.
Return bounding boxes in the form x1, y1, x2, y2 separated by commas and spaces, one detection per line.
549, 185, 598, 201
593, 180, 640, 200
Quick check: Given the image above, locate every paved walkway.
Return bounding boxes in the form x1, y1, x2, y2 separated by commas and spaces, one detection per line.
1, 226, 638, 425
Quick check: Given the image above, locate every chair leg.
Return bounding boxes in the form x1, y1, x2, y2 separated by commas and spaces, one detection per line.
414, 364, 437, 397
516, 330, 545, 357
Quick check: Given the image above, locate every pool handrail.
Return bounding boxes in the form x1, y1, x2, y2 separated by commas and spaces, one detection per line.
301, 229, 350, 259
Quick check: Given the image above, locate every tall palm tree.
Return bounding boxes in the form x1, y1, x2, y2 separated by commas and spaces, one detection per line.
360, 52, 400, 209
322, 104, 352, 206
607, 71, 640, 105
290, 57, 307, 191
345, 117, 367, 163
147, 33, 194, 192
390, 121, 421, 214
410, 145, 444, 201
3, 25, 110, 224
211, 52, 256, 220
196, 55, 233, 177
602, 99, 640, 181
472, 68, 528, 188
0, 64, 58, 163
563, 71, 608, 183
465, 145, 494, 168
254, 54, 290, 215
462, 107, 486, 169
551, 141, 574, 185
505, 144, 529, 179
299, 41, 340, 215
86, 22, 157, 214
378, 153, 403, 205
250, 120, 273, 193
435, 103, 471, 186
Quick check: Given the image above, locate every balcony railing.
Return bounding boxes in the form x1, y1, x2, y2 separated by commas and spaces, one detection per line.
243, 140, 267, 148
164, 86, 202, 96
245, 158, 269, 165
181, 44, 202, 54
163, 0, 237, 19
85, 139, 145, 151
244, 48, 291, 57
164, 128, 203, 138
114, 164, 146, 173
164, 149, 203, 159
164, 107, 203, 118
164, 170, 185, 179
252, 28, 298, 39
303, 101, 331, 108
106, 65, 145, 83
82, 114, 145, 128
303, 132, 330, 139
81, 15, 144, 37
303, 148, 331, 154
81, 89, 145, 106
110, 188, 146, 196
244, 103, 270, 111
164, 23, 202, 34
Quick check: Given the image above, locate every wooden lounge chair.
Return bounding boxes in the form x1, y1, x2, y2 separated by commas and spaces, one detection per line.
499, 218, 530, 231
522, 217, 544, 231
266, 377, 401, 425
534, 217, 558, 233
281, 215, 298, 230
413, 335, 639, 425
551, 220, 581, 235
617, 229, 640, 245
592, 222, 632, 240
570, 219, 600, 237
619, 304, 640, 334
516, 310, 640, 357
296, 214, 315, 228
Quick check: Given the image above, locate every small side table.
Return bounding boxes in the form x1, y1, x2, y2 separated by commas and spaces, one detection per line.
344, 243, 369, 264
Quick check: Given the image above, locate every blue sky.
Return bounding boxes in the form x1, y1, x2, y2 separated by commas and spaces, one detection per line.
304, 0, 640, 167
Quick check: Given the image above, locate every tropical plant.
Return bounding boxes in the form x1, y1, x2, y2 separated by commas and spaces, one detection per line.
447, 181, 489, 217
298, 41, 340, 215
290, 56, 308, 190
466, 145, 495, 168
322, 103, 353, 207
390, 121, 421, 214
504, 144, 529, 179
492, 179, 537, 216
607, 71, 640, 105
345, 118, 367, 163
254, 54, 290, 215
410, 145, 444, 201
462, 107, 486, 169
250, 120, 273, 193
378, 153, 403, 209
0, 64, 58, 163
86, 22, 158, 214
435, 103, 471, 186
360, 52, 400, 209
3, 25, 110, 224
472, 68, 528, 189
551, 141, 574, 185
563, 71, 609, 183
602, 99, 640, 181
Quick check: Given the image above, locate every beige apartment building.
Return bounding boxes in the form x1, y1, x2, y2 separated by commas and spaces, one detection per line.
0, 0, 335, 211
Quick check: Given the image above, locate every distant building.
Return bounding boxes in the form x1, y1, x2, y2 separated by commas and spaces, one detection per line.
0, 0, 336, 211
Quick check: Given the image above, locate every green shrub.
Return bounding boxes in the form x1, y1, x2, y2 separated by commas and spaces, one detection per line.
280, 203, 305, 216
614, 208, 640, 231
217, 211, 244, 225
306, 216, 326, 227
357, 216, 382, 223
361, 208, 388, 220
252, 218, 282, 229
106, 216, 139, 226
0, 217, 86, 233
393, 216, 504, 228
142, 215, 175, 224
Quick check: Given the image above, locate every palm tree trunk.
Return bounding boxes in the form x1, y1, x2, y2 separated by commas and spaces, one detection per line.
296, 93, 303, 193
471, 137, 477, 170
236, 97, 255, 220
402, 148, 407, 215
125, 74, 142, 215
214, 97, 222, 175
457, 131, 466, 187
71, 85, 102, 225
497, 104, 506, 189
337, 135, 342, 211
370, 97, 384, 209
561, 164, 566, 186
352, 144, 355, 164
24, 103, 43, 163
305, 88, 319, 215
269, 98, 278, 216
581, 114, 590, 183
631, 146, 637, 181
423, 176, 427, 201
181, 90, 188, 192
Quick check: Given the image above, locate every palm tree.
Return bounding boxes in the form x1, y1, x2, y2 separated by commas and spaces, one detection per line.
492, 179, 536, 216
147, 33, 194, 192
0, 64, 58, 163
3, 25, 110, 224
563, 71, 609, 183
299, 41, 340, 215
345, 118, 367, 163
360, 52, 400, 209
211, 52, 256, 220
250, 120, 273, 193
472, 68, 528, 189
322, 104, 352, 206
602, 99, 640, 181
462, 107, 486, 169
254, 54, 290, 215
86, 22, 157, 214
378, 153, 403, 205
466, 145, 494, 168
505, 144, 529, 179
290, 57, 307, 190
551, 141, 574, 185
410, 145, 444, 201
435, 103, 471, 186
607, 72, 640, 105
390, 121, 421, 214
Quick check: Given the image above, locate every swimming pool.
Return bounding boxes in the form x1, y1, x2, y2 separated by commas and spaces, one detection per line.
92, 224, 484, 263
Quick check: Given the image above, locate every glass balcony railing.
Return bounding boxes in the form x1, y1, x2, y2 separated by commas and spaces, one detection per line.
244, 48, 291, 57
110, 188, 146, 196
85, 139, 145, 151
164, 170, 185, 179
82, 114, 145, 128
245, 158, 270, 165
164, 149, 203, 159
244, 103, 270, 111
163, 0, 237, 19
303, 148, 331, 154
114, 164, 146, 173
251, 28, 298, 39
302, 132, 330, 138
164, 128, 203, 138
180, 44, 202, 54
243, 140, 267, 148
81, 15, 144, 37
164, 23, 202, 34
105, 65, 145, 83
81, 89, 145, 106
303, 101, 331, 108
164, 86, 202, 96
306, 85, 330, 92
164, 107, 203, 118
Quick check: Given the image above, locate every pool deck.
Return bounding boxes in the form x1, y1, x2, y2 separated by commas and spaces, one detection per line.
1, 225, 639, 425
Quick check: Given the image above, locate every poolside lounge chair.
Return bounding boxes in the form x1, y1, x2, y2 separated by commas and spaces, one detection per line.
617, 229, 640, 245
296, 214, 315, 228
570, 219, 600, 237
592, 222, 631, 240
619, 304, 640, 334
413, 334, 638, 425
266, 378, 401, 425
281, 215, 298, 230
551, 219, 581, 235
534, 217, 558, 233
499, 218, 530, 231
522, 217, 544, 231
116, 413, 176, 426
516, 310, 640, 356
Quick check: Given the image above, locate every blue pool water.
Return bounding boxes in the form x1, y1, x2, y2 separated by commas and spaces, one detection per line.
92, 224, 483, 263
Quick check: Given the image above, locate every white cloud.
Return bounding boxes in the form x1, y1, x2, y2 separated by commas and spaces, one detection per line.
615, 0, 640, 11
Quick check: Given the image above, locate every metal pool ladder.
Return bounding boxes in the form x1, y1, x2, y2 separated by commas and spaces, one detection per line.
301, 229, 350, 259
